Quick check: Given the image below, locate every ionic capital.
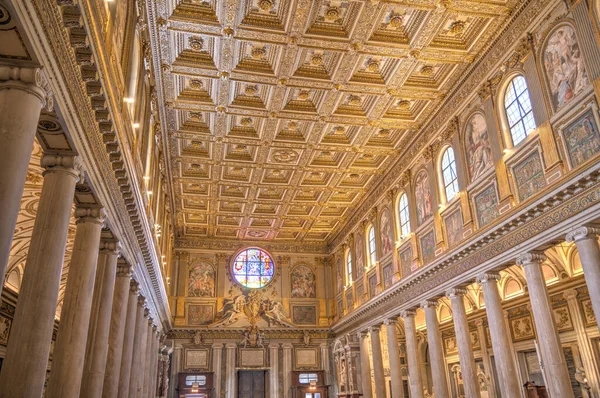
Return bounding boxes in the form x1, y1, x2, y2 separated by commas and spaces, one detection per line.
148, 317, 154, 325
383, 317, 398, 326
74, 205, 105, 226
143, 308, 150, 317
446, 288, 467, 299
368, 325, 381, 334
420, 299, 438, 309
0, 65, 48, 105
138, 295, 146, 307
130, 279, 139, 294
563, 289, 578, 301
41, 154, 81, 181
100, 239, 121, 256
515, 252, 546, 267
117, 259, 133, 277
566, 226, 600, 243
400, 309, 416, 318
357, 330, 369, 340
476, 272, 501, 285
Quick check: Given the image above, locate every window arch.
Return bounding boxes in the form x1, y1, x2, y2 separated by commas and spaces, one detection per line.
504, 75, 536, 146
441, 147, 459, 202
368, 225, 377, 266
398, 193, 411, 237
346, 249, 353, 284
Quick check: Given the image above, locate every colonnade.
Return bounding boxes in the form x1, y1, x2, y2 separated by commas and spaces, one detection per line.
0, 65, 162, 397
356, 230, 600, 398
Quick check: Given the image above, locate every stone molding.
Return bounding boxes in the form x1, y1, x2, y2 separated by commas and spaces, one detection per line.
566, 226, 600, 243
100, 239, 122, 256
446, 288, 468, 298
400, 310, 417, 318
515, 252, 547, 266
421, 300, 438, 309
117, 260, 133, 277
476, 272, 501, 284
74, 205, 105, 225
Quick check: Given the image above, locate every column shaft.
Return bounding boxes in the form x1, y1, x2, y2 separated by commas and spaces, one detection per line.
358, 332, 373, 398
422, 300, 449, 398
142, 319, 154, 397
212, 344, 223, 398
81, 240, 121, 398
401, 311, 424, 398
269, 344, 279, 398
370, 326, 386, 398
150, 332, 160, 398
46, 205, 105, 398
0, 66, 45, 292
385, 319, 406, 398
283, 344, 293, 398
117, 284, 140, 398
225, 344, 236, 398
478, 273, 521, 398
102, 265, 133, 398
518, 253, 574, 398
130, 305, 149, 398
447, 289, 480, 398
0, 154, 79, 398
567, 228, 600, 329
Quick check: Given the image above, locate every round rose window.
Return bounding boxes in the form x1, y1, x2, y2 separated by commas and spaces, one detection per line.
231, 248, 275, 289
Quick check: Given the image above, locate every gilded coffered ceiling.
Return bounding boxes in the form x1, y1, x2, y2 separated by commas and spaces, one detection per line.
150, 0, 518, 245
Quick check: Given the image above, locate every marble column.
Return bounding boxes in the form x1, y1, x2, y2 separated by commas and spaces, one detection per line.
117, 285, 141, 398
567, 227, 600, 329
142, 318, 154, 398
401, 310, 424, 398
474, 319, 497, 398
81, 239, 121, 398
477, 272, 521, 398
130, 306, 149, 398
283, 343, 293, 398
320, 342, 330, 389
517, 253, 574, 398
358, 331, 373, 398
149, 330, 160, 398
447, 288, 480, 398
370, 325, 386, 398
225, 343, 236, 398
46, 204, 106, 398
0, 65, 46, 293
269, 343, 279, 398
212, 343, 223, 398
0, 154, 80, 398
103, 263, 133, 398
422, 300, 449, 398
384, 318, 406, 398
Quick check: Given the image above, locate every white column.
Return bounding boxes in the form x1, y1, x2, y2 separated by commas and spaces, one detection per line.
370, 325, 386, 398
212, 343, 223, 398
358, 331, 373, 398
401, 310, 424, 398
142, 318, 155, 397
517, 253, 575, 398
225, 343, 236, 398
149, 330, 160, 398
117, 288, 141, 398
0, 65, 46, 293
130, 306, 149, 398
269, 343, 279, 398
474, 319, 497, 398
477, 273, 521, 398
46, 205, 106, 398
320, 342, 330, 390
421, 299, 449, 398
0, 154, 80, 398
447, 288, 480, 398
384, 318, 406, 398
283, 343, 293, 398
567, 227, 600, 330
81, 239, 121, 398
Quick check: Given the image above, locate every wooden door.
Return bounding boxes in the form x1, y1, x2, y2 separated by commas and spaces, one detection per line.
238, 371, 266, 398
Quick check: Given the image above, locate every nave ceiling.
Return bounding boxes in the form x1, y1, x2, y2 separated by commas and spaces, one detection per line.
149, 0, 519, 246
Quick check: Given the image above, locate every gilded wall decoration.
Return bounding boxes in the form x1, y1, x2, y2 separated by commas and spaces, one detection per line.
415, 170, 433, 226
0, 316, 11, 346
444, 335, 458, 355
553, 306, 573, 332
290, 265, 317, 298
213, 290, 293, 327
291, 305, 318, 326
474, 183, 500, 228
580, 298, 596, 326
443, 209, 463, 249
382, 264, 393, 290
562, 109, 600, 168
420, 230, 436, 265
355, 232, 365, 278
399, 246, 413, 276
337, 299, 344, 317
465, 113, 493, 181
355, 283, 365, 306
187, 262, 215, 297
337, 257, 343, 293
345, 289, 353, 310
187, 304, 214, 326
369, 274, 378, 298
510, 315, 535, 342
380, 208, 394, 256
543, 24, 589, 110
513, 152, 546, 202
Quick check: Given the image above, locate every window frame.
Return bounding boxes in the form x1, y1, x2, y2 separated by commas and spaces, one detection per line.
230, 247, 276, 289
440, 146, 460, 203
368, 225, 377, 266
502, 74, 537, 147
397, 193, 411, 237
346, 249, 353, 284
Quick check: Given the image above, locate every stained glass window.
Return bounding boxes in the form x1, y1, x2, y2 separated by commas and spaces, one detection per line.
232, 248, 275, 289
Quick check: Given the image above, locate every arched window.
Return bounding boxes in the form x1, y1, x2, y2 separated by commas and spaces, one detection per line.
346, 250, 353, 283
398, 193, 411, 237
441, 147, 459, 202
504, 75, 536, 146
368, 226, 377, 266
